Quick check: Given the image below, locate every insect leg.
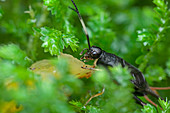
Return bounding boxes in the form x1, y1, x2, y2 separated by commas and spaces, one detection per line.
81, 65, 100, 71
150, 86, 170, 90
145, 87, 163, 99
144, 95, 157, 107
144, 95, 163, 110
80, 48, 88, 55
84, 88, 105, 106
133, 95, 146, 106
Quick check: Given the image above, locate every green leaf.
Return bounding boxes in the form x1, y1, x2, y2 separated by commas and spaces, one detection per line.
92, 66, 135, 113
0, 44, 31, 67
165, 59, 170, 77
88, 11, 116, 49
110, 65, 133, 87
137, 0, 170, 71
137, 29, 155, 46
38, 27, 78, 55
153, 0, 168, 10
69, 100, 83, 108
135, 55, 145, 64
158, 98, 170, 112
0, 6, 3, 19
145, 65, 166, 84
141, 104, 157, 113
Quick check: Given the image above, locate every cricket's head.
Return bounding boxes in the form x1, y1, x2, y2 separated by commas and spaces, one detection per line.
80, 46, 102, 61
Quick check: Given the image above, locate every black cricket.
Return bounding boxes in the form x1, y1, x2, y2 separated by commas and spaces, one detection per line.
69, 0, 170, 106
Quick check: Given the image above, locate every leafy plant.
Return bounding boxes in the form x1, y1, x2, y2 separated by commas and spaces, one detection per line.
142, 98, 170, 113
0, 5, 3, 19
136, 0, 170, 83
35, 27, 78, 55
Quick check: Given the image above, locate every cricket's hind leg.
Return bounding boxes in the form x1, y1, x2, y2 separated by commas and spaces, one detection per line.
150, 86, 170, 90
133, 86, 162, 108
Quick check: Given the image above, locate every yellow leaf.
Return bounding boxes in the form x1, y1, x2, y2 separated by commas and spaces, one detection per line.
30, 53, 95, 78
59, 53, 95, 78
30, 59, 59, 79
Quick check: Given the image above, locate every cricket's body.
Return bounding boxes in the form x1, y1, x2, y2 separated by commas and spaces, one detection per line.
97, 50, 147, 88
85, 46, 160, 99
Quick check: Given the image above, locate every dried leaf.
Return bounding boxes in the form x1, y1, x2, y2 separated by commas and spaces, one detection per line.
30, 53, 95, 79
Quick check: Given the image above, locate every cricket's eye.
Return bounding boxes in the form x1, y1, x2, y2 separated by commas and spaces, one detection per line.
92, 51, 97, 56
91, 51, 98, 58
88, 46, 102, 59
91, 50, 101, 59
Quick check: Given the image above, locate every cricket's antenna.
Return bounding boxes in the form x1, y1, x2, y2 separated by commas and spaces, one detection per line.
69, 0, 91, 49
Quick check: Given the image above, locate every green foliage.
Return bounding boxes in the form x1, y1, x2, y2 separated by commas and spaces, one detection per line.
145, 65, 166, 85
158, 98, 170, 112
0, 60, 35, 81
43, 0, 69, 19
141, 104, 157, 113
0, 0, 170, 112
90, 65, 136, 113
69, 101, 102, 113
0, 44, 31, 67
87, 11, 116, 50
142, 98, 170, 113
35, 0, 78, 55
35, 27, 78, 55
43, 0, 74, 35
136, 0, 170, 84
0, 5, 3, 19
165, 59, 170, 77
137, 0, 169, 48
0, 56, 83, 113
